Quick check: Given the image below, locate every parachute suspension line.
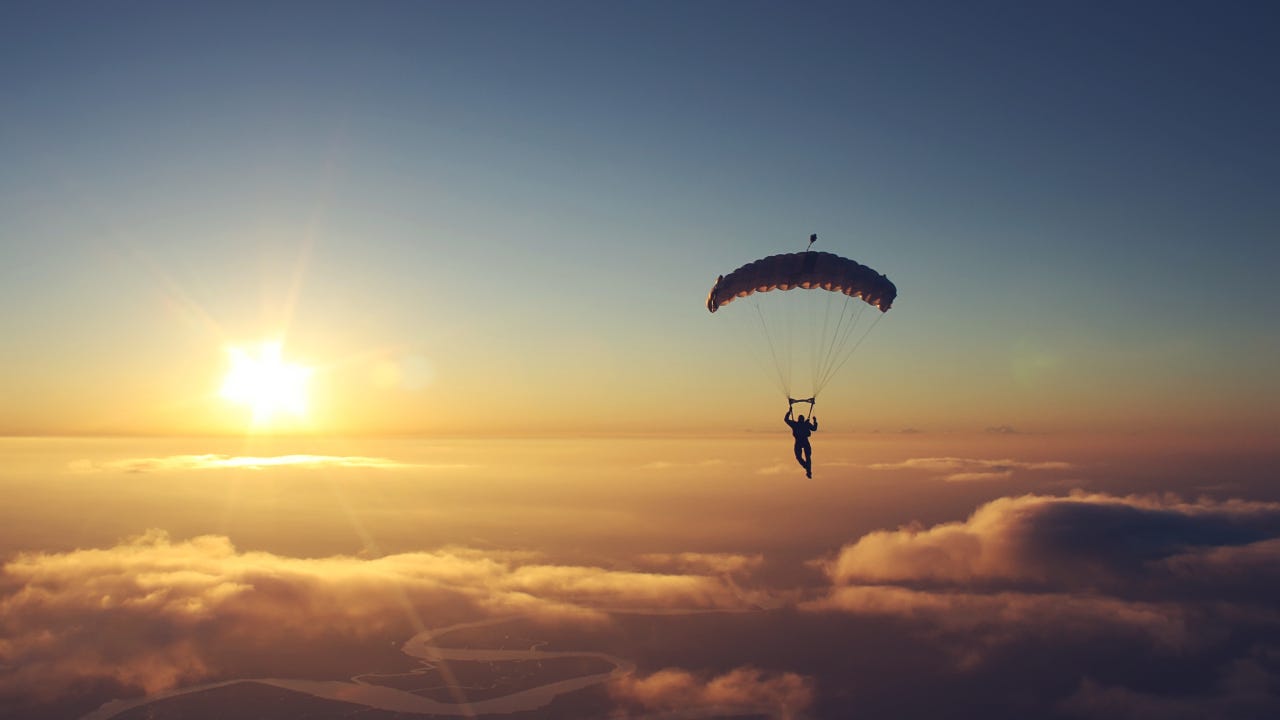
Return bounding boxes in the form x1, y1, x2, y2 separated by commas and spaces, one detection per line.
816, 293, 854, 379
812, 294, 860, 397
781, 289, 796, 392
776, 292, 796, 394
833, 301, 869, 378
811, 287, 839, 395
820, 310, 886, 393
820, 302, 869, 395
813, 298, 873, 397
751, 296, 791, 398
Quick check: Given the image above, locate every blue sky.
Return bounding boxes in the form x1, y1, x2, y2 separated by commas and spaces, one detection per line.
1, 1, 1276, 434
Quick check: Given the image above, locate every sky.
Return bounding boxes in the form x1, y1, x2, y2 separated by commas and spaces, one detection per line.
2, 5, 1280, 717
2, 0, 1276, 437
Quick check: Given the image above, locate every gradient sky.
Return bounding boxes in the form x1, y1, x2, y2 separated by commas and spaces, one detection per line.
3, 6, 1280, 717
2, 1, 1277, 436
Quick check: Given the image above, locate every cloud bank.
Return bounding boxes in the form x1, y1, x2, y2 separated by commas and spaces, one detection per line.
821, 492, 1280, 592
805, 492, 1280, 717
0, 531, 757, 713
5, 491, 1280, 718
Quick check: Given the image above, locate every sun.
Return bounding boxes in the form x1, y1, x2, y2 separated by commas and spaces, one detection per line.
219, 341, 313, 426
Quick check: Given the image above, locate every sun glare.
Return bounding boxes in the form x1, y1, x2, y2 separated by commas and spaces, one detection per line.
220, 341, 313, 426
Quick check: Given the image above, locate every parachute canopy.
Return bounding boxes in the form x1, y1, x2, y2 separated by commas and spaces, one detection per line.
706, 251, 897, 314
706, 248, 897, 401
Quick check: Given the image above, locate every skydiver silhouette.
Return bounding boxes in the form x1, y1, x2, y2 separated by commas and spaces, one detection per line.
784, 401, 818, 478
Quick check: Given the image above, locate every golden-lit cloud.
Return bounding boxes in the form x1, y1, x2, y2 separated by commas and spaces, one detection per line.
636, 552, 765, 577
755, 463, 794, 475
807, 585, 1192, 650
610, 667, 815, 720
867, 457, 1073, 482
0, 531, 758, 705
822, 492, 1280, 589
7, 490, 1280, 718
806, 492, 1280, 672
66, 454, 457, 473
500, 564, 743, 610
641, 459, 726, 471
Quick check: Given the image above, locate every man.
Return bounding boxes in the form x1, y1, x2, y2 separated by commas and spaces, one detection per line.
784, 401, 818, 478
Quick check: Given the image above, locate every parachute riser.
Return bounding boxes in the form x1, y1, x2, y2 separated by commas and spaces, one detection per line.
788, 396, 816, 416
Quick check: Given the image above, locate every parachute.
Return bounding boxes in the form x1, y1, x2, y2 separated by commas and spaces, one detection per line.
706, 242, 897, 403
706, 251, 897, 314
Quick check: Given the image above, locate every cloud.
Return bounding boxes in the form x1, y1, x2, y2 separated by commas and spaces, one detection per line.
1059, 650, 1280, 720
868, 457, 1072, 482
0, 531, 757, 707
821, 492, 1280, 592
636, 552, 765, 577
808, 585, 1192, 650
641, 459, 725, 471
756, 463, 794, 475
67, 454, 443, 473
8, 492, 1280, 719
806, 492, 1280, 687
610, 667, 815, 720
945, 470, 1015, 482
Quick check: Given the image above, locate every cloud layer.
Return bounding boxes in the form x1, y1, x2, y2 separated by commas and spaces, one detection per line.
5, 491, 1280, 719
0, 531, 757, 713
68, 454, 429, 473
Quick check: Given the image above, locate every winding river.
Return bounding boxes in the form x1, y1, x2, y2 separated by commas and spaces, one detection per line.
82, 616, 635, 719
